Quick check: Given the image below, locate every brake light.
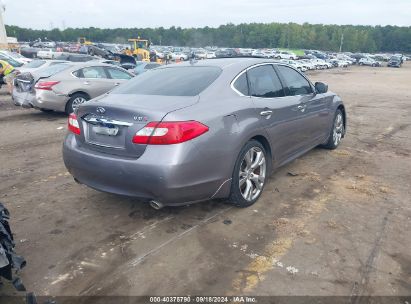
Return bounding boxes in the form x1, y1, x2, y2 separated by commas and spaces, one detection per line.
34, 81, 60, 91
132, 121, 209, 145
68, 113, 81, 135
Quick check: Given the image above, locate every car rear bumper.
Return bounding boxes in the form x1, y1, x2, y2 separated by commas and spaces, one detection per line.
12, 90, 36, 108
62, 134, 231, 206
32, 90, 69, 112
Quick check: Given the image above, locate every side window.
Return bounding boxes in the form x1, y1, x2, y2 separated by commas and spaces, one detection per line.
232, 72, 249, 96
106, 68, 132, 80
81, 66, 107, 79
72, 69, 82, 78
247, 65, 284, 98
277, 65, 313, 96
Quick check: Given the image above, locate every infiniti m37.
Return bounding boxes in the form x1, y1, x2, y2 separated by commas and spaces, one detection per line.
63, 58, 346, 208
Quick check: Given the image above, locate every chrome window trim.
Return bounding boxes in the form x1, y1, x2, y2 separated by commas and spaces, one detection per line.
276, 64, 315, 96
231, 62, 290, 99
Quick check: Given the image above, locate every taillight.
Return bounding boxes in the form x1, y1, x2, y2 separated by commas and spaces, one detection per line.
68, 113, 81, 135
132, 121, 209, 145
34, 81, 60, 91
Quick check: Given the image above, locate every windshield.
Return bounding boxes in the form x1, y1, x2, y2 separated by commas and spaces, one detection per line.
113, 66, 222, 96
24, 60, 46, 68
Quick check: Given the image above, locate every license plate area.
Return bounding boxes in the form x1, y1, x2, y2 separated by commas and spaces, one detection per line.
86, 123, 126, 149
93, 125, 119, 136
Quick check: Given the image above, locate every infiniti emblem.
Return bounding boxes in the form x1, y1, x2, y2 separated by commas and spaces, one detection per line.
96, 107, 106, 114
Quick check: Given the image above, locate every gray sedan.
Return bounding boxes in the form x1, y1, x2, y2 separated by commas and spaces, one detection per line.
63, 58, 346, 209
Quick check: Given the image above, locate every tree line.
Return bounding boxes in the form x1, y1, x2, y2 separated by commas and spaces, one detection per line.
5, 22, 411, 53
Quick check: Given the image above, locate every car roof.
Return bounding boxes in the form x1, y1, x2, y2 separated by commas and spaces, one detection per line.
165, 58, 284, 74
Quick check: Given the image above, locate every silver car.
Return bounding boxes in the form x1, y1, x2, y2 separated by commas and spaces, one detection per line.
13, 62, 134, 113
63, 58, 346, 209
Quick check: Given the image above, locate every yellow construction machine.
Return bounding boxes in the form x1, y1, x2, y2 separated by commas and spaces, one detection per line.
125, 37, 150, 62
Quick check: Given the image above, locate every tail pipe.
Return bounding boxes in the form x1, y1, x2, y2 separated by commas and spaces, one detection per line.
149, 200, 164, 210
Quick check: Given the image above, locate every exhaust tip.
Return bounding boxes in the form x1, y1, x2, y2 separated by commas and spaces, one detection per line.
149, 200, 164, 210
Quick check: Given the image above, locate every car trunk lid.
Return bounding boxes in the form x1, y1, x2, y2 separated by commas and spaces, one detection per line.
75, 93, 199, 158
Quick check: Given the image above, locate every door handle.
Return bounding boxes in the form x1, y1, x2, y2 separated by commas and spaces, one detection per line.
260, 110, 273, 117
83, 81, 90, 85
114, 82, 121, 86
297, 104, 306, 112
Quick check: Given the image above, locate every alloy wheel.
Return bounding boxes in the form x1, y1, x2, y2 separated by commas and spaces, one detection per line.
333, 113, 344, 146
72, 97, 87, 111
239, 147, 266, 202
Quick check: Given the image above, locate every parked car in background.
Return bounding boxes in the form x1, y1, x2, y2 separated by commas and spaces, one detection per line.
194, 50, 208, 59
12, 62, 134, 113
387, 56, 402, 68
37, 48, 63, 59
54, 53, 97, 62
79, 45, 115, 59
215, 49, 238, 58
251, 50, 268, 58
170, 52, 188, 61
63, 58, 346, 209
280, 60, 307, 72
20, 47, 42, 58
0, 50, 32, 64
0, 53, 24, 68
206, 51, 216, 59
359, 57, 381, 67
275, 51, 298, 60
132, 61, 161, 75
16, 59, 69, 74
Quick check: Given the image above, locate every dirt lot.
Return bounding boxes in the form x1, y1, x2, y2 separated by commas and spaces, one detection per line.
0, 64, 410, 302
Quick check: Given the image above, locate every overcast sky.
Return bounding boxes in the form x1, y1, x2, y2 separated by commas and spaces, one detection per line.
3, 0, 411, 30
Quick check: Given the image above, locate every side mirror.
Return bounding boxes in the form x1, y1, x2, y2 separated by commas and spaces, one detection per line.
315, 82, 328, 94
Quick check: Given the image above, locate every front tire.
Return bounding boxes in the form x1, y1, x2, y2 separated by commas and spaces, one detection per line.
322, 109, 344, 150
228, 140, 268, 207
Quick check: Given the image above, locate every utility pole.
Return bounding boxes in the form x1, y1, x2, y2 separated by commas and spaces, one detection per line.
0, 0, 8, 49
339, 32, 344, 53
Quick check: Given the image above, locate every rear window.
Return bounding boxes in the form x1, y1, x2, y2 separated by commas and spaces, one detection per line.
114, 66, 222, 96
36, 64, 72, 78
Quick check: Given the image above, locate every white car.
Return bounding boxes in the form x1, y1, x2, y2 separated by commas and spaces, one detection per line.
37, 48, 62, 59
311, 59, 328, 69
300, 59, 316, 70
0, 50, 32, 64
275, 51, 298, 60
281, 60, 307, 72
206, 52, 216, 59
170, 52, 188, 61
194, 50, 207, 59
359, 57, 381, 67
251, 50, 268, 58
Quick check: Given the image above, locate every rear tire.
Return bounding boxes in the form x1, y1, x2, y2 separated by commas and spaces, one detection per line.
228, 140, 268, 208
65, 93, 89, 114
322, 109, 344, 150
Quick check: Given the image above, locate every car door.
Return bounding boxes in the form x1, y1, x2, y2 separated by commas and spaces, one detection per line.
105, 67, 133, 88
75, 66, 116, 98
276, 64, 331, 148
245, 64, 308, 164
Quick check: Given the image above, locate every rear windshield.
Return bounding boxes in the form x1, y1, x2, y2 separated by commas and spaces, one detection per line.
36, 64, 72, 78
114, 66, 222, 96
24, 60, 46, 68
